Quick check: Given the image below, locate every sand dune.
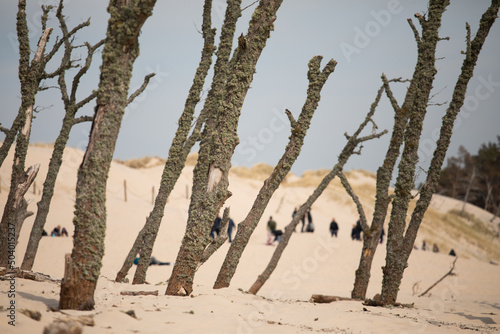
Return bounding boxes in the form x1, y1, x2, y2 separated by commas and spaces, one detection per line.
1, 145, 499, 333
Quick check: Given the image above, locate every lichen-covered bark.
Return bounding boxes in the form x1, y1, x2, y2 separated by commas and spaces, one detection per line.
59, 0, 156, 310
380, 0, 448, 305
351, 77, 418, 298
381, 0, 499, 305
129, 0, 216, 285
166, 0, 283, 296
213, 56, 337, 289
0, 1, 52, 267
21, 4, 103, 270
249, 105, 388, 295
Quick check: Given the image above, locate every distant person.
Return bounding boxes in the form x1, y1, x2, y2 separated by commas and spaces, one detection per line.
271, 229, 283, 243
329, 218, 339, 237
210, 214, 222, 238
227, 217, 236, 243
432, 243, 439, 253
379, 227, 385, 244
300, 210, 306, 233
305, 208, 314, 232
134, 253, 170, 266
61, 227, 69, 237
42, 229, 48, 237
266, 216, 278, 245
351, 220, 362, 241
292, 207, 298, 232
51, 225, 61, 237
422, 240, 427, 251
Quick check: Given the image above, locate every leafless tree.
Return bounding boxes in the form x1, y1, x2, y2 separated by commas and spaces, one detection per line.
59, 0, 157, 310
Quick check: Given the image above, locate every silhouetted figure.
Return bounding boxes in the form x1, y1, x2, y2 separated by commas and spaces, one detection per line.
210, 215, 222, 238
329, 218, 339, 237
351, 220, 362, 241
432, 243, 439, 253
51, 225, 61, 237
449, 249, 456, 256
227, 218, 236, 243
379, 228, 385, 244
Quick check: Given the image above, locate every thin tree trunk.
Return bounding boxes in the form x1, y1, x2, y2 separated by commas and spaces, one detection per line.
213, 56, 337, 289
21, 12, 104, 270
130, 0, 216, 284
381, 0, 449, 305
249, 107, 387, 295
380, 0, 499, 305
0, 5, 52, 266
59, 0, 156, 310
350, 57, 424, 298
461, 167, 476, 215
166, 0, 283, 296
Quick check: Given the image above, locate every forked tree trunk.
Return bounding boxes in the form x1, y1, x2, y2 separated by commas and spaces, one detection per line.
380, 0, 499, 305
381, 0, 450, 305
166, 0, 283, 296
213, 56, 337, 290
59, 0, 156, 310
350, 28, 432, 298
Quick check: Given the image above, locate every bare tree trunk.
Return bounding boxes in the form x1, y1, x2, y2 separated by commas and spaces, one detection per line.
249, 106, 387, 295
129, 0, 216, 285
21, 3, 103, 271
0, 1, 53, 266
166, 0, 283, 296
59, 0, 156, 310
213, 56, 337, 289
350, 51, 427, 299
461, 167, 476, 215
380, 0, 499, 305
0, 164, 40, 267
381, 0, 450, 305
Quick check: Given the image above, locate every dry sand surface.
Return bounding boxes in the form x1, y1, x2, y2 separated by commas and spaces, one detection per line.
1, 145, 499, 333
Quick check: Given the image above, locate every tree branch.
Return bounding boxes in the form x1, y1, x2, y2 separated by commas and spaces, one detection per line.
127, 73, 156, 105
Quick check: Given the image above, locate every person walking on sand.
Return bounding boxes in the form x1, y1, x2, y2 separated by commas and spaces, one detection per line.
227, 217, 236, 243
266, 216, 277, 245
305, 208, 314, 232
210, 214, 222, 238
330, 218, 339, 237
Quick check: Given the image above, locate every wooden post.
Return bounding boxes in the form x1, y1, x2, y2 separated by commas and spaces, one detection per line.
124, 179, 127, 202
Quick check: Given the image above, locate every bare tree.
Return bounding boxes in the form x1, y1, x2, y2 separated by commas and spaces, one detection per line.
59, 0, 157, 310
0, 1, 86, 267
115, 0, 217, 285
213, 55, 337, 289
380, 0, 499, 305
248, 106, 387, 295
166, 0, 284, 296
21, 0, 105, 271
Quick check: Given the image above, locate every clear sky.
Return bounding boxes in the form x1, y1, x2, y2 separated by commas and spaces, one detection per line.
1, 0, 499, 186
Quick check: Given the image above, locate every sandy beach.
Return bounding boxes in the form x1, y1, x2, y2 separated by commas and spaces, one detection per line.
1, 145, 499, 333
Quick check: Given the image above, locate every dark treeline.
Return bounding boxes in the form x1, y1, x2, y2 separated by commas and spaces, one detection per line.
437, 136, 500, 216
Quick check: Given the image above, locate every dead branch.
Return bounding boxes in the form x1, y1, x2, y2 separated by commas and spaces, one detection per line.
310, 295, 352, 303
419, 257, 457, 297
338, 170, 369, 232
120, 290, 159, 296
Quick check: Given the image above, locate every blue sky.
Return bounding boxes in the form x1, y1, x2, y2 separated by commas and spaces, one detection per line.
1, 0, 499, 186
